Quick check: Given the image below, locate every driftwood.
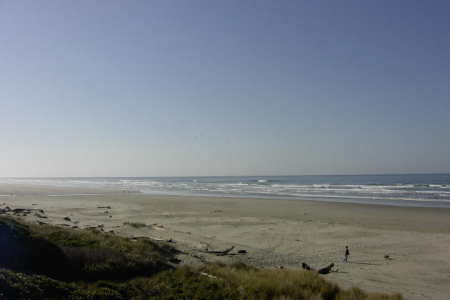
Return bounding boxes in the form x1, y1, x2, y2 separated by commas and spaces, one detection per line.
318, 263, 334, 274
0, 208, 9, 214
191, 253, 207, 263
302, 262, 314, 271
0, 208, 45, 216
35, 213, 47, 219
131, 236, 165, 242
201, 246, 235, 256
302, 262, 335, 275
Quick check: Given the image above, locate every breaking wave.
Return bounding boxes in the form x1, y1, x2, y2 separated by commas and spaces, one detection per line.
1, 174, 450, 208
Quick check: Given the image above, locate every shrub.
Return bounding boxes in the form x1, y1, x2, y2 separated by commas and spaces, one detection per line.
0, 218, 71, 279
29, 222, 175, 280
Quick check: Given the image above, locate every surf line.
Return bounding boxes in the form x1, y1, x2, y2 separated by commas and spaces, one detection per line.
47, 194, 104, 197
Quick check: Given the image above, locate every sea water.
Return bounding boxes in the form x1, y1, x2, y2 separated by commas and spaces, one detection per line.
2, 174, 450, 208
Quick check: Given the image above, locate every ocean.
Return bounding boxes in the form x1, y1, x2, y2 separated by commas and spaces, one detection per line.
2, 174, 450, 208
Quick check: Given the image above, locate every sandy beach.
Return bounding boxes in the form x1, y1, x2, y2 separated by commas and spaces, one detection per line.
1, 183, 449, 299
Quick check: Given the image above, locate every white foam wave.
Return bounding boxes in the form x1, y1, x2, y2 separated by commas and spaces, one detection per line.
1, 178, 449, 206
48, 194, 104, 197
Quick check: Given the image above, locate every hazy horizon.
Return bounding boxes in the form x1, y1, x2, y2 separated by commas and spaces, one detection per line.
2, 172, 450, 179
1, 1, 450, 177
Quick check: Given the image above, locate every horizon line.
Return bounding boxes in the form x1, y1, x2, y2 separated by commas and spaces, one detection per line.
2, 172, 450, 179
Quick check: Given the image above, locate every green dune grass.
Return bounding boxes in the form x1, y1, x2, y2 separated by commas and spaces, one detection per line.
0, 217, 402, 300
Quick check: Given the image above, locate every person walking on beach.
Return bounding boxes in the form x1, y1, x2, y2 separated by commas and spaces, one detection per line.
344, 246, 350, 262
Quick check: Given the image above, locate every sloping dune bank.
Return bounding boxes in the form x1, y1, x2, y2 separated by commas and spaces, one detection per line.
1, 183, 449, 299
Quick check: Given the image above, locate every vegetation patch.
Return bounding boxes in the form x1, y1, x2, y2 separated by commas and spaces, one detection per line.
0, 217, 402, 299
0, 265, 402, 300
0, 217, 175, 281
0, 218, 70, 279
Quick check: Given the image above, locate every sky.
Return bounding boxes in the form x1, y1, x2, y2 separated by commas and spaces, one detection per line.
1, 0, 450, 177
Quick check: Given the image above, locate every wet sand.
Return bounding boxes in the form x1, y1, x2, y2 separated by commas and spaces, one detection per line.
1, 183, 449, 299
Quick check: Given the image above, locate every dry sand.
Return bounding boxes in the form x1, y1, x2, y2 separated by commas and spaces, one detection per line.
1, 183, 449, 299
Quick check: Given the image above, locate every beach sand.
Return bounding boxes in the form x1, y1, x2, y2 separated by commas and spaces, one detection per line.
1, 183, 449, 299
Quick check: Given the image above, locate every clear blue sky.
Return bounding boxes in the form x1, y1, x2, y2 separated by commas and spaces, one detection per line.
1, 0, 449, 177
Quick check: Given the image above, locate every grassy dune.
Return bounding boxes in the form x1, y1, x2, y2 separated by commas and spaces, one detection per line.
0, 217, 402, 300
